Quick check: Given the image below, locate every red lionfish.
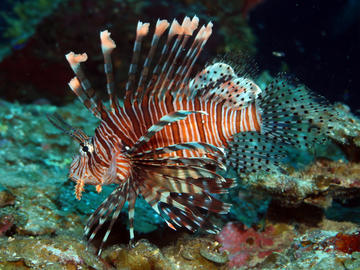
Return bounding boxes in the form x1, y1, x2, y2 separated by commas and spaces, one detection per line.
49, 15, 329, 255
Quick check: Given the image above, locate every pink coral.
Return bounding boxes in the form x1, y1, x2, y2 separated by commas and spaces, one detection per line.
0, 215, 14, 236
216, 222, 282, 268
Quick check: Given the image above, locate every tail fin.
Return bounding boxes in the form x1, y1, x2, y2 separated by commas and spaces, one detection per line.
227, 75, 333, 173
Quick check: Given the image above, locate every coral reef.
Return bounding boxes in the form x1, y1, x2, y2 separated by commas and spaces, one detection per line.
242, 159, 360, 209
0, 235, 103, 269
102, 236, 229, 270
216, 222, 295, 268
323, 103, 360, 162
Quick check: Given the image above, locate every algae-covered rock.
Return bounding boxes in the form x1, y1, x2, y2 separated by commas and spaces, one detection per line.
318, 103, 360, 162
162, 235, 228, 270
242, 159, 360, 208
0, 235, 104, 269
103, 239, 172, 270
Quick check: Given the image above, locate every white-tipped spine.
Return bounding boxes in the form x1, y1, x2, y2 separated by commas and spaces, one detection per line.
181, 16, 193, 35
168, 19, 183, 39
195, 25, 206, 41
100, 30, 116, 53
68, 76, 81, 90
155, 19, 170, 36
191, 15, 199, 30
136, 21, 150, 37
65, 52, 88, 73
203, 22, 213, 40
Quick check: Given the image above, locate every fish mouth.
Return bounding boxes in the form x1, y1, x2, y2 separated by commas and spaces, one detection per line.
68, 173, 100, 186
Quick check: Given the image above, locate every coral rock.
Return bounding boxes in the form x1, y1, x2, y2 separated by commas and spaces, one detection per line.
216, 222, 295, 268
243, 159, 360, 208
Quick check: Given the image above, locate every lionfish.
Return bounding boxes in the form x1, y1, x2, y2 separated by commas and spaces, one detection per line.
49, 15, 329, 255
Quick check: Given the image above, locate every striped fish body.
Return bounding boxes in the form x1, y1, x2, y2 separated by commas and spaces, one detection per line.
101, 93, 262, 157
49, 15, 332, 255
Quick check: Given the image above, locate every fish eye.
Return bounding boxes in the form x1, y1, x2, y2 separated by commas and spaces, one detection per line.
79, 139, 94, 155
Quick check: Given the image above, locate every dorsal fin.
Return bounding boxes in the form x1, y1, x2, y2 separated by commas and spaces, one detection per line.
66, 16, 215, 111
100, 30, 118, 111
143, 19, 182, 100
151, 19, 184, 99
65, 52, 105, 118
134, 19, 170, 103
188, 62, 262, 109
175, 21, 213, 99
121, 16, 213, 103
125, 21, 150, 101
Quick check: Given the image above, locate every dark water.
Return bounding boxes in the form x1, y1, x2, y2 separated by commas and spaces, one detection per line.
250, 0, 359, 111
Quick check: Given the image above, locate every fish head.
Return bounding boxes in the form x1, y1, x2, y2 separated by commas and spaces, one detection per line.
68, 137, 107, 199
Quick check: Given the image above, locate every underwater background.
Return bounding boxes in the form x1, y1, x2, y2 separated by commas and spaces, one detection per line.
0, 0, 359, 269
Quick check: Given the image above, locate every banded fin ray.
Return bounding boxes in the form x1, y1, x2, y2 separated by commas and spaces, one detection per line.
125, 21, 150, 101
138, 167, 233, 194
159, 203, 220, 234
100, 30, 118, 111
84, 183, 128, 253
133, 156, 225, 170
117, 15, 213, 102
65, 52, 105, 119
133, 141, 224, 158
47, 113, 89, 144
